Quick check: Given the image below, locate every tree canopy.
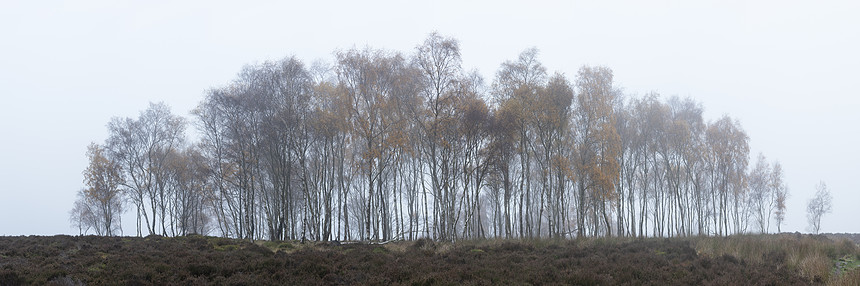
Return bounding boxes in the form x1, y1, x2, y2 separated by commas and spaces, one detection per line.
73, 33, 790, 241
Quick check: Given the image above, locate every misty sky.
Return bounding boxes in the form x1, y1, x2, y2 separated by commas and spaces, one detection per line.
1, 0, 858, 236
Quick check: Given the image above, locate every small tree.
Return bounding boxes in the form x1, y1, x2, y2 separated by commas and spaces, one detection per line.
748, 153, 772, 233
771, 162, 788, 233
69, 192, 95, 235
806, 181, 832, 234
70, 143, 125, 236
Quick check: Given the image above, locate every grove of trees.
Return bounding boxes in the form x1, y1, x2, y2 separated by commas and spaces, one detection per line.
71, 33, 790, 241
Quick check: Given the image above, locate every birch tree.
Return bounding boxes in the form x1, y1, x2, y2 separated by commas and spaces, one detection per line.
72, 143, 125, 236
807, 181, 832, 234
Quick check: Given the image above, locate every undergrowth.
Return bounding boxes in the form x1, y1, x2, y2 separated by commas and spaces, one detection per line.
0, 234, 856, 285
692, 233, 859, 285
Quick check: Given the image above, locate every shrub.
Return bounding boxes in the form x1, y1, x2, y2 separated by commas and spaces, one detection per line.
47, 275, 85, 286
411, 238, 436, 253
0, 270, 24, 286
187, 264, 217, 277
837, 239, 858, 256
831, 268, 860, 286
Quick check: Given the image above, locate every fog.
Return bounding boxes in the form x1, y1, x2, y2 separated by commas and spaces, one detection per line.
1, 0, 857, 236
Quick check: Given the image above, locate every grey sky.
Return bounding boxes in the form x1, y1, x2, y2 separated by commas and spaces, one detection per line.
1, 0, 857, 235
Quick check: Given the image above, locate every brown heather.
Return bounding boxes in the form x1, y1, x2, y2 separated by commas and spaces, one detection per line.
2, 234, 857, 285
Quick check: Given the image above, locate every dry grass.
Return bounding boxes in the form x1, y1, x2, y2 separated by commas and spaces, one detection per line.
830, 268, 860, 286
693, 233, 859, 284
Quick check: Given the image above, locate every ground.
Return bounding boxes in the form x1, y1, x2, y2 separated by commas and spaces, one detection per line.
0, 234, 857, 285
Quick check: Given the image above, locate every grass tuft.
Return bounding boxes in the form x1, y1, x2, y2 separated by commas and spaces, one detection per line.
693, 233, 859, 284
